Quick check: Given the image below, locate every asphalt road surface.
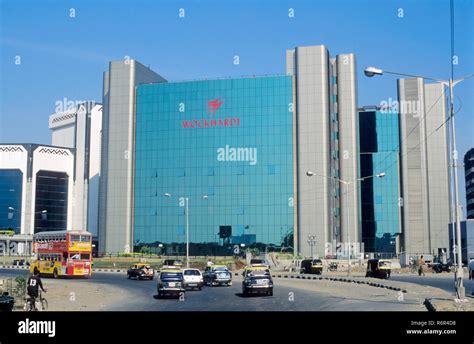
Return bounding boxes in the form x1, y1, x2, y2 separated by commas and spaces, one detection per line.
0, 268, 424, 311
389, 273, 474, 296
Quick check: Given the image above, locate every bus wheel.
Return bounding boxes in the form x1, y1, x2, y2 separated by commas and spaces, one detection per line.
53, 269, 58, 279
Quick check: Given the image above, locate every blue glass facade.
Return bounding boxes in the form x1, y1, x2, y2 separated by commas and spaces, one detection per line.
34, 170, 69, 233
134, 76, 294, 255
359, 110, 400, 254
0, 169, 23, 234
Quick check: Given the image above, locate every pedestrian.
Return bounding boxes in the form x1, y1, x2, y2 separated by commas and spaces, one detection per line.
418, 255, 425, 276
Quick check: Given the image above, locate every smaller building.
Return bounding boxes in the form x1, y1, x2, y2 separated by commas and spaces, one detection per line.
49, 102, 102, 237
448, 219, 474, 264
0, 144, 74, 238
465, 148, 474, 219
358, 106, 401, 257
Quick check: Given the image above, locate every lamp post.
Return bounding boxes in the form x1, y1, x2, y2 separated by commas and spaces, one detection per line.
164, 193, 208, 268
8, 206, 47, 259
307, 235, 316, 259
306, 171, 386, 276
364, 66, 473, 299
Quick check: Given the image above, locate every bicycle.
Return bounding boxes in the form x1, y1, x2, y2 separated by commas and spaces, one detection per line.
24, 290, 48, 311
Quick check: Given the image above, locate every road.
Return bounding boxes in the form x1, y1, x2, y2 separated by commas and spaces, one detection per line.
389, 273, 474, 296
0, 268, 425, 311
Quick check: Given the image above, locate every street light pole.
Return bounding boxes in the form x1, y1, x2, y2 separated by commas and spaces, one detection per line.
165, 193, 207, 269
306, 171, 386, 276
307, 235, 316, 259
449, 79, 465, 299
364, 66, 472, 299
344, 181, 351, 276
185, 197, 189, 268
8, 207, 47, 260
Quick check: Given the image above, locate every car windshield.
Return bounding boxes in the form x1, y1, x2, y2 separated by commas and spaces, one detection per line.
184, 270, 200, 276
312, 260, 322, 264
161, 272, 183, 280
248, 271, 270, 277
213, 267, 228, 272
249, 275, 270, 279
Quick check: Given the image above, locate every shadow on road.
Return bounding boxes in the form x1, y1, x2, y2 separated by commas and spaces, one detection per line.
234, 292, 273, 298
152, 294, 181, 300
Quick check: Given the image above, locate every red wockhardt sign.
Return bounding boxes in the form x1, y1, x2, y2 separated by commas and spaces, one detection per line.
181, 97, 241, 129
181, 117, 240, 129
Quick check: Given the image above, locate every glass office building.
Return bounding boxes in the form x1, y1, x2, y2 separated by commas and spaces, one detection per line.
34, 171, 69, 233
359, 109, 401, 254
0, 169, 23, 234
134, 76, 294, 255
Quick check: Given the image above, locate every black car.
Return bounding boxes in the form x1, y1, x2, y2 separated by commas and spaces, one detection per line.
0, 292, 15, 312
242, 268, 273, 296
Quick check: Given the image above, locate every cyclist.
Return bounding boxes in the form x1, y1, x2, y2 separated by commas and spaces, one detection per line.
27, 267, 46, 310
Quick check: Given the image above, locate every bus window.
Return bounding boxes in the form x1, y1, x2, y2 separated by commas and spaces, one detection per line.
81, 253, 90, 260
70, 253, 80, 260
71, 235, 80, 242
80, 235, 90, 243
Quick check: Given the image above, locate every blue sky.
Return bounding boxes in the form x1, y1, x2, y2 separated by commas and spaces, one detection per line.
0, 0, 473, 211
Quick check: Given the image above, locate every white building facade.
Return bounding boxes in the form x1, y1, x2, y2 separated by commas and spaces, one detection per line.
0, 144, 74, 236
49, 102, 102, 236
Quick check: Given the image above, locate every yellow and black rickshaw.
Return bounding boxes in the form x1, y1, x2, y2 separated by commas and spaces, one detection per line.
365, 259, 391, 279
300, 259, 323, 275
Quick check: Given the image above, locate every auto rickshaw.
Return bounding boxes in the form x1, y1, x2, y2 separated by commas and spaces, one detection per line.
365, 259, 391, 279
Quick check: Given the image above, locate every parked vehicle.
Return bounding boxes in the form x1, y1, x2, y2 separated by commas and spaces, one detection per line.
183, 268, 203, 290
300, 259, 323, 274
157, 269, 185, 298
12, 259, 29, 266
162, 259, 183, 269
328, 262, 338, 272
365, 259, 391, 279
469, 260, 474, 280
242, 266, 273, 296
430, 262, 453, 273
203, 265, 232, 287
127, 263, 154, 280
250, 259, 270, 269
0, 292, 14, 312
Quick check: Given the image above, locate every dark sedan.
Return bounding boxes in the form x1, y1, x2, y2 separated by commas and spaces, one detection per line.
127, 264, 155, 280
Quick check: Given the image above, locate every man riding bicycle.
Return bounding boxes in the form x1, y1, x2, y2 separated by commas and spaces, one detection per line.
27, 267, 46, 309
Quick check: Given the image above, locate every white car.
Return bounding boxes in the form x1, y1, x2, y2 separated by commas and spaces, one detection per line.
183, 268, 204, 290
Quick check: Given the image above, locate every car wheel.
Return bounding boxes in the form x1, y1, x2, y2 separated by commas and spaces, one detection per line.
53, 269, 58, 279
127, 274, 131, 279
198, 286, 202, 291
243, 288, 248, 296
268, 288, 273, 296
227, 281, 232, 287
